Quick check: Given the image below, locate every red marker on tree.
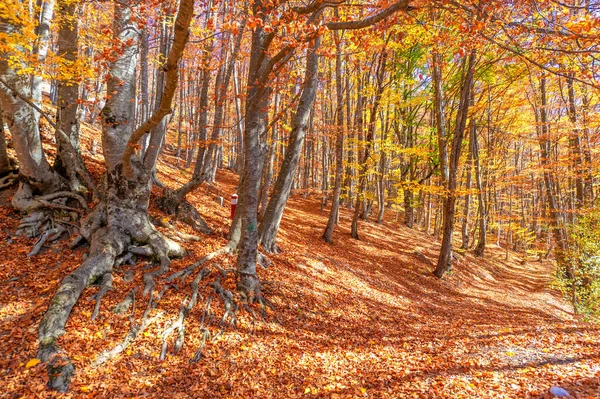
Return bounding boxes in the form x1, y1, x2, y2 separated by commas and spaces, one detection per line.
230, 194, 238, 219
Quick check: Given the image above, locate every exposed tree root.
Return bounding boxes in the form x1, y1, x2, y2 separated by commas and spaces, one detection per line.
190, 328, 211, 363
90, 273, 114, 320
10, 181, 89, 260
112, 287, 138, 315
210, 277, 238, 328
160, 298, 190, 360
166, 246, 231, 283
27, 224, 66, 257
0, 172, 17, 190
152, 215, 202, 242
156, 190, 213, 235
92, 300, 163, 367
37, 165, 185, 391
38, 227, 128, 391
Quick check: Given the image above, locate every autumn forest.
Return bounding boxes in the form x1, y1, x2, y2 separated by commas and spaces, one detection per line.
1, 0, 600, 397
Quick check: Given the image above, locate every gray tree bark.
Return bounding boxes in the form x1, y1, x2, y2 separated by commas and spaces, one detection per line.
434, 50, 476, 278
259, 38, 320, 253
0, 19, 61, 196
322, 29, 345, 244
31, 0, 55, 124
54, 0, 84, 193
38, 0, 192, 390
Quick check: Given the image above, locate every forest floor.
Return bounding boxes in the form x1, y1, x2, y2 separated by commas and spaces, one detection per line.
1, 125, 600, 398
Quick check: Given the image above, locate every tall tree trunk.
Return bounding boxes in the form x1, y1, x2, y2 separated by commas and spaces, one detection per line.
322, 30, 345, 244
566, 76, 585, 208
473, 114, 487, 257
377, 112, 388, 224
537, 76, 569, 270
434, 50, 476, 278
432, 52, 449, 185
259, 38, 320, 253
54, 0, 84, 193
31, 0, 55, 124
461, 120, 475, 250
139, 25, 150, 129
351, 50, 387, 239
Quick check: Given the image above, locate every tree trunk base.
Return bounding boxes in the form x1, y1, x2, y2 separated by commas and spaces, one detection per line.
37, 165, 185, 391
156, 189, 213, 235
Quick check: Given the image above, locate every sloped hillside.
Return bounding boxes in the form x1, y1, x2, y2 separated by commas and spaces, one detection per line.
0, 125, 599, 398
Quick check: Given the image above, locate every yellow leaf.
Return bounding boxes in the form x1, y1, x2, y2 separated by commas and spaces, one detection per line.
304, 387, 311, 394
506, 351, 515, 356
25, 358, 40, 368
95, 331, 102, 339
360, 387, 367, 394
80, 386, 90, 392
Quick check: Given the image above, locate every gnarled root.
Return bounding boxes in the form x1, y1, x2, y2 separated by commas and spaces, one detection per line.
156, 189, 213, 235
0, 172, 17, 190
37, 165, 185, 391
152, 215, 201, 242
93, 293, 163, 367
12, 182, 88, 256
38, 227, 128, 391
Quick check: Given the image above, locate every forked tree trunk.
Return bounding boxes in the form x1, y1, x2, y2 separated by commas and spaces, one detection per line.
351, 50, 387, 239
37, 0, 192, 390
259, 38, 320, 253
0, 34, 62, 197
434, 50, 476, 278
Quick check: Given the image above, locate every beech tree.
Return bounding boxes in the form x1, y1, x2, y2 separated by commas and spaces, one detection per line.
2, 0, 600, 393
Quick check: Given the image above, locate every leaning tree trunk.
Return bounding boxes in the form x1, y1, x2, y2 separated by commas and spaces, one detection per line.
37, 0, 192, 390
259, 38, 320, 253
434, 50, 476, 278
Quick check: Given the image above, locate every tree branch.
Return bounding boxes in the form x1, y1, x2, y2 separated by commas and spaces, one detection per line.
121, 0, 194, 179
325, 0, 413, 31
